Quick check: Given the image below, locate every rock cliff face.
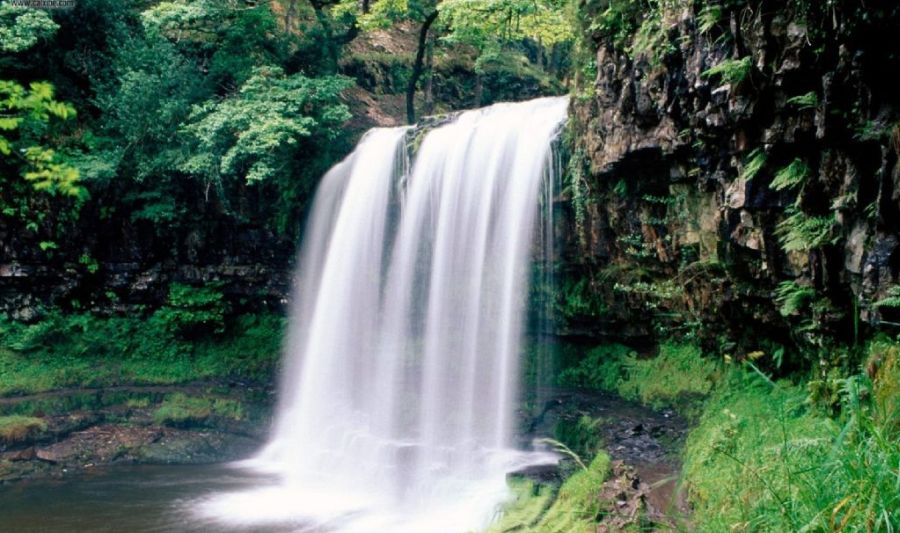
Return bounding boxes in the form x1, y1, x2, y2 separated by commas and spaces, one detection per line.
562, 1, 900, 350
0, 206, 294, 320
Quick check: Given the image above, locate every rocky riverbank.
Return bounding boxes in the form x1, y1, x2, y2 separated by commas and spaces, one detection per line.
0, 385, 272, 485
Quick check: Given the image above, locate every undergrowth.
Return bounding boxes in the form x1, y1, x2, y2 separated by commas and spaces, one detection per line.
153, 393, 244, 427
0, 311, 284, 396
559, 341, 719, 414
485, 451, 611, 533
683, 340, 900, 532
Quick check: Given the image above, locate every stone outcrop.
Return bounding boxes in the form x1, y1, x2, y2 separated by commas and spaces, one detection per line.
563, 1, 900, 348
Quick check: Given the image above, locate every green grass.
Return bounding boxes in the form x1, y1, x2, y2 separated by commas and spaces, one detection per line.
0, 311, 284, 397
559, 341, 719, 414
485, 451, 611, 533
153, 393, 244, 426
683, 359, 900, 532
0, 415, 47, 444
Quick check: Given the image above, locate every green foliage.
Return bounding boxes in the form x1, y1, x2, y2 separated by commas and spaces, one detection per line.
532, 451, 610, 532
0, 415, 46, 444
0, 311, 284, 396
564, 147, 591, 244
874, 286, 900, 309
769, 158, 809, 191
551, 415, 603, 461
440, 0, 574, 50
702, 56, 752, 85
867, 337, 900, 431
488, 451, 612, 532
556, 277, 607, 320
776, 208, 837, 252
775, 281, 816, 317
697, 3, 723, 35
153, 282, 228, 336
180, 66, 351, 228
786, 91, 818, 110
0, 80, 82, 197
558, 343, 634, 390
738, 147, 766, 181
683, 365, 900, 532
618, 342, 718, 411
585, 0, 642, 53
560, 342, 718, 413
482, 479, 555, 533
0, 5, 58, 54
153, 393, 244, 426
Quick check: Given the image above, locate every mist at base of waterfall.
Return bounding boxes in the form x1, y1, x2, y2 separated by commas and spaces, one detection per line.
194, 448, 558, 533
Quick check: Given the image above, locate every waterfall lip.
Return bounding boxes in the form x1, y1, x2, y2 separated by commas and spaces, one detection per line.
193, 96, 570, 532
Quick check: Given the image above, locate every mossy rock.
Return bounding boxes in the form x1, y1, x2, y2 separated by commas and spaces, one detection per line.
0, 416, 47, 446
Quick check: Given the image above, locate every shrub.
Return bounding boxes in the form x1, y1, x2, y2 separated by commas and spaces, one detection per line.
153, 282, 229, 336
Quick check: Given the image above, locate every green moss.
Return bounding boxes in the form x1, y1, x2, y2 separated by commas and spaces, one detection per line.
153, 393, 244, 427
0, 415, 46, 444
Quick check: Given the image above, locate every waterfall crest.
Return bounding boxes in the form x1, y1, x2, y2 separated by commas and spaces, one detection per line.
199, 96, 569, 532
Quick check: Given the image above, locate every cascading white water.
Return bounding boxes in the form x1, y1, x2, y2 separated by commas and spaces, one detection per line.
197, 96, 569, 532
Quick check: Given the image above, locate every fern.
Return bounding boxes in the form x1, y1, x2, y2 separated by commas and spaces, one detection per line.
786, 92, 818, 110
698, 4, 723, 35
874, 286, 900, 309
702, 56, 752, 85
770, 159, 810, 191
776, 208, 837, 252
740, 148, 767, 181
775, 281, 815, 317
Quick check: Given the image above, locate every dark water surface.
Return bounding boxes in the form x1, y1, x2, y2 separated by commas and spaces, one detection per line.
0, 463, 305, 533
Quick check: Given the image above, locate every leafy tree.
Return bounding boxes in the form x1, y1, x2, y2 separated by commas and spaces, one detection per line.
0, 80, 82, 197
0, 4, 58, 54
180, 65, 352, 229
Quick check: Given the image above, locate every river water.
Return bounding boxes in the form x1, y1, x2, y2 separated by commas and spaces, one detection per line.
0, 464, 306, 533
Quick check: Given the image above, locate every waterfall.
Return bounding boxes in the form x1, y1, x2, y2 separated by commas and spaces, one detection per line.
197, 96, 569, 532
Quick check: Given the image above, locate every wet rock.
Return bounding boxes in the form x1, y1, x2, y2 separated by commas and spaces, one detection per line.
506, 462, 560, 484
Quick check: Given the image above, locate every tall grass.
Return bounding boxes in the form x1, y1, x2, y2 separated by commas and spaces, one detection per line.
683, 354, 900, 532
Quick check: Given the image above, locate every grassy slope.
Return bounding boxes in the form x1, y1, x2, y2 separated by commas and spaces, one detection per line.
551, 338, 899, 532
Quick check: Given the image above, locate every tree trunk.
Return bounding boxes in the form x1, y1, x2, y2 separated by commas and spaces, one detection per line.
474, 72, 483, 108
423, 33, 435, 115
407, 11, 439, 124
285, 0, 298, 32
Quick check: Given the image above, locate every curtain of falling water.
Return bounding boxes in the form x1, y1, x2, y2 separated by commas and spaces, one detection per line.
199, 97, 569, 532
